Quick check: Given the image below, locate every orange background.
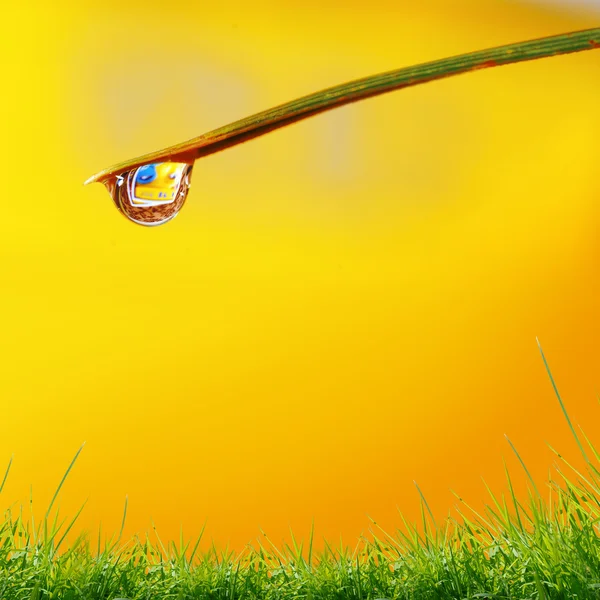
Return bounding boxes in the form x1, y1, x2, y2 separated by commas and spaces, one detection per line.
1, 0, 599, 555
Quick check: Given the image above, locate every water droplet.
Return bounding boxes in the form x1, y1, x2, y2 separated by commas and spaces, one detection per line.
103, 161, 194, 226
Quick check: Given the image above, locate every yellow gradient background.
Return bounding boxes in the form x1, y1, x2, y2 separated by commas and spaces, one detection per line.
1, 0, 599, 554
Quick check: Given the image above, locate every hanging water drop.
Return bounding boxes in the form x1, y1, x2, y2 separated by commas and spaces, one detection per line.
103, 161, 194, 226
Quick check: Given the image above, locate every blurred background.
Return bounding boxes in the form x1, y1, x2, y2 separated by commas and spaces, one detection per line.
1, 0, 599, 555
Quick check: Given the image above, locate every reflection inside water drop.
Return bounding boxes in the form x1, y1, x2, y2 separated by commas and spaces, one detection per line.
104, 161, 194, 226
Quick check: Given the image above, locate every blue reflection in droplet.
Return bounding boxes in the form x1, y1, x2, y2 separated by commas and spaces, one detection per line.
135, 164, 157, 185
104, 161, 194, 227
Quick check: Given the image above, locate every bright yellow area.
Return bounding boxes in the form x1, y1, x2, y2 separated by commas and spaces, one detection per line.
132, 163, 187, 204
1, 0, 599, 554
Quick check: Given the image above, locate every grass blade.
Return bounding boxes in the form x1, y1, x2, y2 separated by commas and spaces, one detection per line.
537, 338, 590, 463
85, 28, 600, 185
0, 455, 13, 496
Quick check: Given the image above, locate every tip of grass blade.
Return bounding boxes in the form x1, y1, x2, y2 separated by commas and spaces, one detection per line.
0, 454, 13, 496
44, 443, 86, 524
504, 434, 542, 500
83, 174, 101, 186
536, 338, 590, 464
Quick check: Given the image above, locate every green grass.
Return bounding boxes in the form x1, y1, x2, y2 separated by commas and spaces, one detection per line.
2, 342, 600, 599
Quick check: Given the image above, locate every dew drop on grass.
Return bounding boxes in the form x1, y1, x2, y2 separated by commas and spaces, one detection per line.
103, 161, 194, 227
